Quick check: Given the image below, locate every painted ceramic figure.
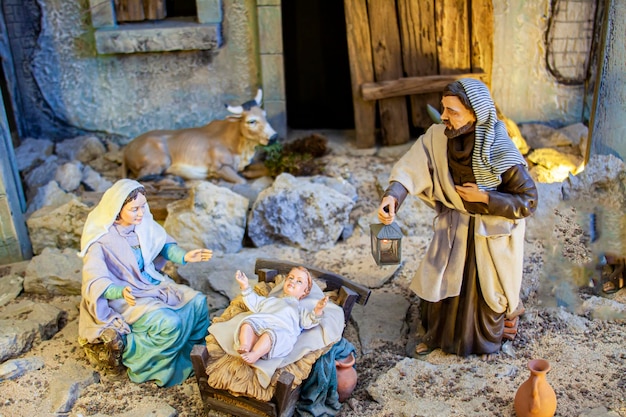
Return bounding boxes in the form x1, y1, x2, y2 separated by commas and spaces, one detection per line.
234, 267, 329, 364
78, 179, 212, 387
378, 78, 538, 358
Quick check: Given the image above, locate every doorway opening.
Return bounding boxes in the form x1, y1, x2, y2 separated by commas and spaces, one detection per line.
281, 1, 354, 130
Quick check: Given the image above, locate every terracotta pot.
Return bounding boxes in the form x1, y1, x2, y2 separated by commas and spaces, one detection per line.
335, 352, 357, 402
514, 359, 557, 417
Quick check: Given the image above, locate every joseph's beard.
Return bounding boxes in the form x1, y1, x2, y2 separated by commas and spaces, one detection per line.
444, 122, 475, 138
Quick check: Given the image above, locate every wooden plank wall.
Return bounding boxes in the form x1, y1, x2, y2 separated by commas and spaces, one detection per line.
115, 0, 167, 22
367, 0, 409, 146
398, 0, 439, 129
345, 0, 494, 148
344, 0, 377, 148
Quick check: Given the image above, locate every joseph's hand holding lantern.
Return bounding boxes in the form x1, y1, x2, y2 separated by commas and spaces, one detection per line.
370, 207, 403, 266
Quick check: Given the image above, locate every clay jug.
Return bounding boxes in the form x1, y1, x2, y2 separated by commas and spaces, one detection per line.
514, 359, 557, 417
335, 352, 357, 402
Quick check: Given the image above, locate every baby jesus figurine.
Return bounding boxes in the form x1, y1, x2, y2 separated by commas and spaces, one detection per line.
234, 267, 329, 364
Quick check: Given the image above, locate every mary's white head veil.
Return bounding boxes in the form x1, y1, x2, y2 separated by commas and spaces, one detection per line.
79, 179, 163, 258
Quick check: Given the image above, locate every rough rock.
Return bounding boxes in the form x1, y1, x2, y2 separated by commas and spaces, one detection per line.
164, 181, 249, 253
527, 148, 582, 183
562, 154, 626, 198
55, 135, 107, 163
49, 363, 100, 414
55, 161, 84, 192
14, 137, 54, 172
23, 154, 60, 197
248, 173, 355, 250
81, 165, 114, 192
351, 289, 410, 354
26, 180, 77, 216
519, 123, 561, 149
0, 356, 45, 381
26, 199, 91, 255
0, 300, 65, 362
0, 274, 24, 307
23, 247, 83, 296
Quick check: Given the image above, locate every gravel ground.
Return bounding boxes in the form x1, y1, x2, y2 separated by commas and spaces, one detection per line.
1, 130, 625, 417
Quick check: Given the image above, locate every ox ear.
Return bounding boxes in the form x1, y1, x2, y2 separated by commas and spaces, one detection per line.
254, 88, 263, 106
226, 104, 244, 114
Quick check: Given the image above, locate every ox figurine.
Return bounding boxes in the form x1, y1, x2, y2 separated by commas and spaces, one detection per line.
123, 89, 278, 184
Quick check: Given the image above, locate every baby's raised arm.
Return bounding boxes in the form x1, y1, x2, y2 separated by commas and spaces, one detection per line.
235, 270, 249, 291
314, 295, 329, 316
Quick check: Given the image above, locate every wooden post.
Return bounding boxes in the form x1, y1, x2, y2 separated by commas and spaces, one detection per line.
398, 0, 440, 129
115, 0, 145, 22
144, 0, 167, 20
470, 0, 494, 88
367, 0, 409, 146
344, 0, 376, 149
435, 0, 470, 74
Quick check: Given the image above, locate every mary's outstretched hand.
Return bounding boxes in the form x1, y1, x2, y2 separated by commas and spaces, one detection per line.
184, 248, 213, 263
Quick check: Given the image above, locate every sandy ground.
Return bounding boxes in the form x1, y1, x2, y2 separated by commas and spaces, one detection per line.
1, 286, 624, 417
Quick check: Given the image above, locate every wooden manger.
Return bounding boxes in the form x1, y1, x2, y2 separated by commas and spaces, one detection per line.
191, 258, 371, 417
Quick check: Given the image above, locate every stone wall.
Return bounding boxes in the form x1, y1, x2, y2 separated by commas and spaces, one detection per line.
492, 0, 589, 125
2, 0, 262, 142
590, 0, 626, 159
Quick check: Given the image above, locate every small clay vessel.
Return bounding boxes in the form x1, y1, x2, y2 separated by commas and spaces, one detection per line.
514, 359, 557, 417
335, 352, 357, 402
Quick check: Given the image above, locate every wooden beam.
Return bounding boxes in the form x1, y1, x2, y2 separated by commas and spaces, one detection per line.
361, 72, 488, 101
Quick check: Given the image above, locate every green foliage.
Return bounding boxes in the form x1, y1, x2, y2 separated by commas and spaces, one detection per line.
257, 142, 321, 177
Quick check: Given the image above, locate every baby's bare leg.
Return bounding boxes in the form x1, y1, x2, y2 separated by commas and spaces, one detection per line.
241, 333, 272, 364
238, 323, 257, 353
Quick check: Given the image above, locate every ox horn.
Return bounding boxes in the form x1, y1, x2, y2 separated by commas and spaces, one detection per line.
226, 104, 243, 114
226, 89, 263, 114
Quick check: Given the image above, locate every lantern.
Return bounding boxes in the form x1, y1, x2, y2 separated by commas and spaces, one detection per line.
370, 222, 403, 266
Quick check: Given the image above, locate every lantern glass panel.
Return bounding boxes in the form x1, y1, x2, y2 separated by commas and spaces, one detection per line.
379, 239, 399, 264
370, 223, 402, 265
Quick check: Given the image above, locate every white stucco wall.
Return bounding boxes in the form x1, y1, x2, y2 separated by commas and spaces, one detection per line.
491, 0, 585, 125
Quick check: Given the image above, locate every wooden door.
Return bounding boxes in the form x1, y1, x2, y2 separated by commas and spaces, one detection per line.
344, 0, 493, 148
115, 0, 166, 22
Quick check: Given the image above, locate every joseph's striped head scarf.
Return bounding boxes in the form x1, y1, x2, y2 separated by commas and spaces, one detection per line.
456, 78, 526, 191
